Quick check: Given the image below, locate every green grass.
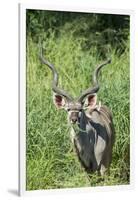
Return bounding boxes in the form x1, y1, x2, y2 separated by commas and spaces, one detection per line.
26, 33, 130, 190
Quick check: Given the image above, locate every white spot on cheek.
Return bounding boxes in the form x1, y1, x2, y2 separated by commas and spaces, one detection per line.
79, 111, 82, 117
70, 128, 76, 143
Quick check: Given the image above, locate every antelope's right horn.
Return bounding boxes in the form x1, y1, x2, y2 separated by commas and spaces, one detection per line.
39, 49, 73, 101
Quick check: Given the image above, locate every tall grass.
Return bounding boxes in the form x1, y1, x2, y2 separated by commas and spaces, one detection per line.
26, 32, 129, 190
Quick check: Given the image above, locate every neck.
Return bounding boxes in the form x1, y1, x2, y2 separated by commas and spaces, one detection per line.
71, 110, 88, 134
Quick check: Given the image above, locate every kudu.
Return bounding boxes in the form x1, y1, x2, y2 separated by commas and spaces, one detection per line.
39, 52, 115, 176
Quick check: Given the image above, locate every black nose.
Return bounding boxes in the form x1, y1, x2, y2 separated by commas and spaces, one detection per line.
71, 118, 78, 123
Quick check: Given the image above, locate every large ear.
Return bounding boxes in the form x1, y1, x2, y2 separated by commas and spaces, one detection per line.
83, 94, 97, 110
53, 94, 66, 109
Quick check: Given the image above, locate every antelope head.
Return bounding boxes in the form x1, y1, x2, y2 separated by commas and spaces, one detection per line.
39, 51, 111, 125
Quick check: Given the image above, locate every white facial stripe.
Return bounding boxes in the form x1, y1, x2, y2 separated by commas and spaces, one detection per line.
69, 110, 79, 113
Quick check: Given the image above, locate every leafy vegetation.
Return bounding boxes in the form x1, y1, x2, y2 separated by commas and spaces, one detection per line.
26, 10, 130, 190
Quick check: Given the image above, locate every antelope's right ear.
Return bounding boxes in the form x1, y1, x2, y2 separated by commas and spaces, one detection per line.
53, 94, 66, 109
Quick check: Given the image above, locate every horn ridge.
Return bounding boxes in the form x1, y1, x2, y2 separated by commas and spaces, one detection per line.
78, 58, 111, 102
39, 49, 73, 101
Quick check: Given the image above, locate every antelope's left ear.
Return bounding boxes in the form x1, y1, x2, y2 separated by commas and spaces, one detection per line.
83, 94, 97, 110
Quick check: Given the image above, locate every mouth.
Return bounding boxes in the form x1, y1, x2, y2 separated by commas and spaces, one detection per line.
71, 121, 80, 125
71, 121, 77, 125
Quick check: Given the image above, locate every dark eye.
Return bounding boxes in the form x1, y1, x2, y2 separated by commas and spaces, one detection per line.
67, 108, 71, 111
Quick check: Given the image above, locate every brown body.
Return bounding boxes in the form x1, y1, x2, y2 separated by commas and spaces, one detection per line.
39, 51, 114, 175
72, 105, 114, 174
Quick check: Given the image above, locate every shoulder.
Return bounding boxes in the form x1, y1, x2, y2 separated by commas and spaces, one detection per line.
99, 105, 113, 121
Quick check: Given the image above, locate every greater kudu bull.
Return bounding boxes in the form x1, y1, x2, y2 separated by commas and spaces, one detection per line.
39, 52, 115, 176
